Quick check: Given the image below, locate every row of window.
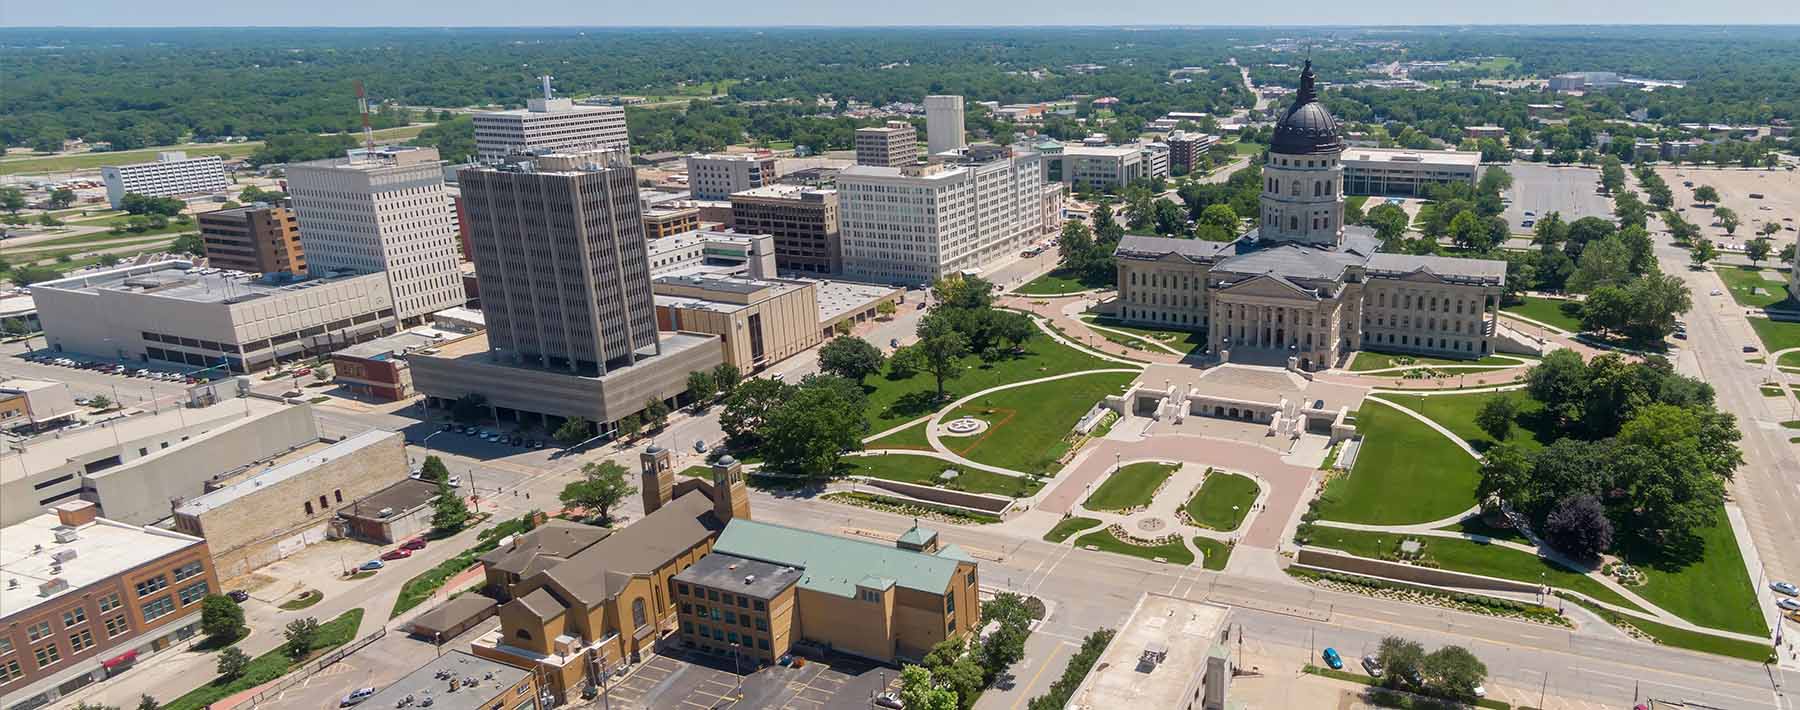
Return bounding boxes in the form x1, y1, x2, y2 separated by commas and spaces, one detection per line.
682, 622, 771, 652
674, 582, 767, 612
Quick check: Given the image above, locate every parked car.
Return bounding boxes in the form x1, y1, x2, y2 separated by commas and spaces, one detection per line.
401, 537, 427, 551
380, 548, 412, 561
694, 440, 709, 453
530, 440, 543, 449
874, 692, 905, 709
359, 560, 384, 571
1472, 683, 1487, 698
1777, 598, 1800, 612
510, 435, 523, 446
1744, 344, 1758, 353
341, 688, 376, 707
1772, 581, 1798, 596
1322, 647, 1343, 670
1361, 655, 1383, 677
226, 590, 250, 603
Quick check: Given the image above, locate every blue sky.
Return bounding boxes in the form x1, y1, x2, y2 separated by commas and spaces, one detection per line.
5, 0, 1797, 27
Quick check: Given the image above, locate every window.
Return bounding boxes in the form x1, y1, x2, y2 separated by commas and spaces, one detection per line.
757, 638, 769, 651
104, 615, 129, 638
753, 600, 766, 612
334, 489, 343, 503
727, 631, 739, 644
723, 611, 737, 625
179, 581, 209, 605
68, 629, 94, 654
34, 644, 60, 669
755, 618, 767, 632
631, 598, 647, 629
681, 621, 693, 633
304, 501, 314, 515
707, 590, 719, 602
948, 619, 957, 634
680, 603, 692, 615
63, 607, 87, 627
142, 596, 175, 621
25, 622, 51, 642
736, 595, 748, 609
173, 561, 204, 582
677, 583, 689, 596
946, 594, 955, 614
0, 637, 11, 654
860, 590, 881, 603
99, 593, 121, 612
136, 576, 168, 597
0, 659, 21, 685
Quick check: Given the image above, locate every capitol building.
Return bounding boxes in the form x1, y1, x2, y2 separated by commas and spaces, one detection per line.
1112, 61, 1507, 371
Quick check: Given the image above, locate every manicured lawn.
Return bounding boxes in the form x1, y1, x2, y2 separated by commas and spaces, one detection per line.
1044, 516, 1103, 543
1440, 516, 1530, 545
1377, 391, 1556, 453
1074, 528, 1194, 565
864, 336, 1121, 431
1564, 597, 1772, 663
1083, 461, 1179, 512
1191, 536, 1232, 571
864, 420, 933, 450
1348, 351, 1518, 371
823, 491, 1000, 525
1183, 471, 1259, 531
1016, 267, 1109, 295
946, 371, 1138, 474
677, 465, 711, 478
1619, 507, 1767, 636
163, 608, 365, 710
278, 589, 323, 610
1308, 528, 1642, 612
1748, 317, 1800, 355
1502, 296, 1584, 333
845, 454, 1042, 498
1714, 265, 1794, 309
1230, 140, 1268, 155
1079, 316, 1208, 356
1314, 401, 1480, 525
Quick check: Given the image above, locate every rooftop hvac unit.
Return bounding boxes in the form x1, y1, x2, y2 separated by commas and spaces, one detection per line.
37, 578, 69, 597
378, 507, 394, 518
52, 526, 78, 543
51, 549, 78, 563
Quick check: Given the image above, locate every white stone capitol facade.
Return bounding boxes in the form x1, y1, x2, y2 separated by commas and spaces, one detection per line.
1112, 61, 1507, 371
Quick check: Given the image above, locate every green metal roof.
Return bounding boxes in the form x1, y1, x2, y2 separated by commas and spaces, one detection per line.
896, 522, 938, 547
712, 519, 965, 599
934, 544, 975, 564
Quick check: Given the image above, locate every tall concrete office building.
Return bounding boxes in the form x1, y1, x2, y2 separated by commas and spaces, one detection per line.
286, 146, 465, 326
838, 145, 1045, 285
685, 153, 778, 200
854, 121, 919, 167
924, 95, 967, 156
472, 77, 630, 161
458, 151, 660, 374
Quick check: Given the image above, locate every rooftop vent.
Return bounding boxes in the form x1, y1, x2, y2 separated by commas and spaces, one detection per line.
37, 578, 69, 597
52, 526, 78, 544
744, 574, 756, 585
51, 548, 78, 564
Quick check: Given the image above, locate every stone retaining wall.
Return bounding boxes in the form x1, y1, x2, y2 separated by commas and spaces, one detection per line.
1297, 546, 1543, 594
858, 478, 1015, 514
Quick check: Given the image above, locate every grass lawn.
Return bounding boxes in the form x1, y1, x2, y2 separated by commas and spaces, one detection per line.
677, 465, 711, 478
863, 336, 1121, 431
1083, 461, 1179, 511
1314, 401, 1480, 525
0, 142, 261, 176
946, 371, 1137, 474
1309, 528, 1642, 612
1183, 471, 1259, 531
1619, 508, 1767, 636
1192, 536, 1232, 571
1564, 597, 1772, 663
865, 420, 933, 450
278, 589, 323, 610
1079, 315, 1207, 356
1440, 516, 1530, 545
1074, 527, 1194, 565
7, 229, 183, 251
1748, 317, 1800, 355
1714, 265, 1795, 309
1349, 351, 1518, 372
1230, 140, 1268, 156
845, 454, 1042, 498
1044, 516, 1103, 543
390, 515, 537, 618
1502, 296, 1584, 333
1015, 267, 1109, 295
1376, 391, 1556, 453
163, 608, 364, 710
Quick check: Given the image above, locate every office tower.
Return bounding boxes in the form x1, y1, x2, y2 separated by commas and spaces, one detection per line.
838, 147, 1045, 285
685, 153, 778, 200
854, 121, 919, 167
458, 151, 660, 373
472, 77, 630, 161
101, 151, 228, 208
286, 146, 465, 326
728, 184, 840, 274
925, 95, 967, 155
197, 204, 307, 275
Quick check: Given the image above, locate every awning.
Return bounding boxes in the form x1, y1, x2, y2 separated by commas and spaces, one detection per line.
102, 650, 138, 668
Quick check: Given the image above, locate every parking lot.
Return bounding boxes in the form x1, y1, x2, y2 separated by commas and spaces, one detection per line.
1501, 162, 1613, 232
1655, 164, 1800, 251
599, 650, 898, 710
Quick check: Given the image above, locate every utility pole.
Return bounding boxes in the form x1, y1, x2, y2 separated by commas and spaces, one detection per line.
1538, 672, 1547, 709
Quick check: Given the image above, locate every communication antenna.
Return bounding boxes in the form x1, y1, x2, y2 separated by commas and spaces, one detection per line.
355, 80, 375, 152
540, 75, 555, 101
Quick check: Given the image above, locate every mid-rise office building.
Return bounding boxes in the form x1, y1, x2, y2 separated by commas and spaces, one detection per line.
838, 147, 1046, 285
197, 204, 306, 276
924, 95, 967, 156
685, 153, 778, 200
473, 80, 630, 161
1340, 148, 1481, 197
642, 205, 701, 239
1167, 130, 1218, 173
100, 152, 228, 209
1042, 143, 1162, 190
728, 184, 841, 274
854, 121, 919, 167
646, 230, 777, 279
1067, 594, 1234, 710
653, 275, 821, 373
0, 502, 220, 710
286, 146, 465, 326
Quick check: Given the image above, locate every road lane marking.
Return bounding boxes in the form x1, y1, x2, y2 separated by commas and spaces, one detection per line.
1009, 641, 1074, 710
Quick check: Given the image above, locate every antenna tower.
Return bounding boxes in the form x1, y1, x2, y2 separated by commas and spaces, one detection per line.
355, 80, 374, 152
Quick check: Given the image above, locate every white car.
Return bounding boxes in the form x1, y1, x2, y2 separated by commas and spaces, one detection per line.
1472, 684, 1486, 698
341, 688, 376, 707
1772, 581, 1798, 596
1778, 598, 1800, 613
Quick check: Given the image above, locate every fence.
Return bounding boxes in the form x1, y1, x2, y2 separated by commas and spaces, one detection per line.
240, 627, 387, 708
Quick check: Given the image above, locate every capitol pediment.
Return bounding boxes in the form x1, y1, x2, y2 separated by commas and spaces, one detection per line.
1217, 273, 1317, 300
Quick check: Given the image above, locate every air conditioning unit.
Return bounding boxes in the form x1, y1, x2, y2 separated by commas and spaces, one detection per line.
52, 549, 78, 564
52, 526, 78, 544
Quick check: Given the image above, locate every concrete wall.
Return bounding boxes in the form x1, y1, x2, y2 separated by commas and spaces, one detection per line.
1295, 546, 1543, 594
411, 336, 722, 427
857, 478, 1013, 514
84, 405, 320, 525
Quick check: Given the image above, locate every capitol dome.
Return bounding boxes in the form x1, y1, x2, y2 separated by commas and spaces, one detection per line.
1270, 61, 1343, 156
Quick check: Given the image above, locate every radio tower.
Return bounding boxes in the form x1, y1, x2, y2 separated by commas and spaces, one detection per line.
354, 80, 374, 152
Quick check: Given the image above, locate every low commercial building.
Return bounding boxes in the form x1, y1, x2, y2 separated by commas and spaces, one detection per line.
0, 379, 79, 432
170, 430, 408, 579
357, 650, 539, 710
33, 261, 397, 374
1340, 148, 1481, 197
330, 325, 482, 401
0, 502, 220, 710
815, 280, 904, 336
0, 291, 38, 334
646, 230, 777, 279
653, 275, 821, 373
334, 478, 445, 545
1464, 125, 1507, 140
101, 152, 228, 209
196, 204, 307, 276
686, 153, 779, 200
855, 121, 919, 167
729, 185, 841, 275
0, 398, 316, 527
1065, 593, 1233, 710
642, 205, 701, 239
1549, 71, 1621, 93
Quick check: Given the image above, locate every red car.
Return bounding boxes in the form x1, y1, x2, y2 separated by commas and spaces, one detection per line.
294, 368, 312, 376
400, 538, 427, 551
379, 548, 413, 561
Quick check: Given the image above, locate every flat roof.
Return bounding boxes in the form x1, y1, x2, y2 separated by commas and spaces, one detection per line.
0, 293, 38, 317
1068, 594, 1232, 710
418, 331, 720, 378
341, 478, 441, 521
361, 650, 530, 710
1342, 148, 1482, 167
730, 184, 835, 200
175, 430, 396, 516
1061, 145, 1143, 157
645, 229, 764, 259
673, 552, 802, 600
34, 260, 381, 305
338, 328, 463, 360
711, 519, 964, 599
1, 396, 292, 485
0, 379, 63, 395
809, 279, 900, 324
1, 508, 205, 618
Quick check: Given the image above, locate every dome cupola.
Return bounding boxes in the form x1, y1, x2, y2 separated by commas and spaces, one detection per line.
1270, 60, 1343, 156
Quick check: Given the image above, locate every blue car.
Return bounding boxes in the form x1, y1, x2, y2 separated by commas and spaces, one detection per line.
359, 560, 384, 571
1322, 647, 1343, 670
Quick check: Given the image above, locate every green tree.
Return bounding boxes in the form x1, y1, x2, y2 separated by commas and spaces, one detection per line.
760, 375, 868, 478
876, 300, 898, 318
685, 369, 718, 406
1377, 636, 1427, 689
9, 266, 64, 286
1476, 441, 1535, 511
1691, 185, 1720, 204
1526, 349, 1589, 426
1714, 206, 1739, 235
1198, 203, 1238, 235
1057, 220, 1096, 274
720, 378, 794, 450
1567, 234, 1635, 293
616, 413, 643, 442
418, 455, 449, 482
0, 187, 25, 214
48, 187, 77, 209
559, 461, 636, 523
978, 593, 1032, 683
215, 647, 251, 679
1474, 396, 1518, 442
642, 397, 672, 431
553, 417, 592, 446
1151, 198, 1186, 235
283, 617, 321, 659
1422, 646, 1487, 700
172, 234, 205, 256
1746, 237, 1772, 266
1759, 221, 1782, 237
1364, 203, 1410, 249
36, 213, 63, 227
899, 665, 957, 710
1544, 494, 1613, 561
136, 695, 158, 710
88, 394, 112, 410
1689, 238, 1717, 268
1091, 203, 1124, 243
200, 594, 245, 640
1614, 404, 1734, 548
98, 253, 122, 266
818, 336, 885, 383
430, 479, 470, 533
892, 318, 970, 401
712, 363, 742, 397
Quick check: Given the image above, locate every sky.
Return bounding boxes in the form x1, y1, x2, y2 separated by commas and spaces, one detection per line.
4, 0, 1799, 28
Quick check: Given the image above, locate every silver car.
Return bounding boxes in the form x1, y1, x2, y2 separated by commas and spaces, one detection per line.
1773, 581, 1798, 596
